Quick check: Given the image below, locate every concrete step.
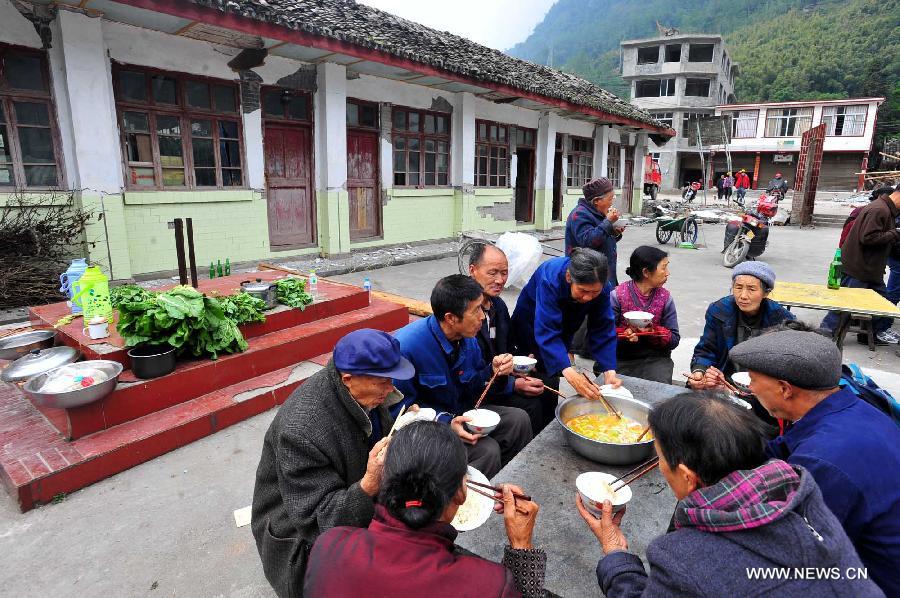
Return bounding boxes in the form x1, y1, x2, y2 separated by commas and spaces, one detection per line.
811, 214, 846, 228
0, 357, 328, 512
29, 298, 408, 440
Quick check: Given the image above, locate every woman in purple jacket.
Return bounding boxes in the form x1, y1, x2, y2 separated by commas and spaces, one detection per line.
304, 421, 546, 598
612, 246, 680, 384
577, 392, 882, 598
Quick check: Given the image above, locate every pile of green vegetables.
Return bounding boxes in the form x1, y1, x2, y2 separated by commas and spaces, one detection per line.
113, 285, 264, 360
274, 277, 313, 309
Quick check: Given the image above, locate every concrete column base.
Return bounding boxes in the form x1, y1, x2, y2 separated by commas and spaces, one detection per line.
534, 188, 554, 231
316, 189, 350, 256
78, 192, 133, 280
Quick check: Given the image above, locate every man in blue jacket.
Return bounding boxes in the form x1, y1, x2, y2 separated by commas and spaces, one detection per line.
565, 177, 622, 287
510, 248, 622, 430
731, 328, 900, 596
392, 275, 532, 477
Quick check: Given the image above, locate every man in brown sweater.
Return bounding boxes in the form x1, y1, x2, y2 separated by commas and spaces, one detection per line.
822, 184, 900, 343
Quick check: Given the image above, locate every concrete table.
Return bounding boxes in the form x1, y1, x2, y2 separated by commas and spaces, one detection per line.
456, 376, 686, 598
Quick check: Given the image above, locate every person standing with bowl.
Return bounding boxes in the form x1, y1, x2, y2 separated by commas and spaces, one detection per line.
612, 246, 680, 384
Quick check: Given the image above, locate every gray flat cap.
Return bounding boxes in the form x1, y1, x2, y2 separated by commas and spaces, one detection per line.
729, 330, 841, 390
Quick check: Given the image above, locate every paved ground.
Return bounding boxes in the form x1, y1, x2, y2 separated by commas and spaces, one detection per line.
2, 221, 898, 597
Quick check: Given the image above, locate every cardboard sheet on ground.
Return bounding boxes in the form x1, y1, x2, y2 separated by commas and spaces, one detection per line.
769, 282, 900, 317
233, 505, 251, 528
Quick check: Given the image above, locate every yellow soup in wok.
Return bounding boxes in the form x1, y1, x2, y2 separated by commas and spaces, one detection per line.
566, 414, 652, 444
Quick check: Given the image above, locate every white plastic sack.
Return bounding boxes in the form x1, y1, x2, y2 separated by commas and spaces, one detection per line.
495, 232, 543, 289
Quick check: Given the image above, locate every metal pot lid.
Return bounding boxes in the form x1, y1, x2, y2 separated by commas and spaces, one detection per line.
241, 278, 273, 292
1, 346, 81, 383
0, 329, 55, 351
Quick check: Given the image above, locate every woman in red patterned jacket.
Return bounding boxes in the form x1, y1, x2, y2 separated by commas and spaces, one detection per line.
611, 246, 680, 384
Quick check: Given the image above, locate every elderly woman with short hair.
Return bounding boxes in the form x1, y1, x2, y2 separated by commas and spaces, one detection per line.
304, 421, 546, 597
577, 392, 883, 597
687, 261, 794, 391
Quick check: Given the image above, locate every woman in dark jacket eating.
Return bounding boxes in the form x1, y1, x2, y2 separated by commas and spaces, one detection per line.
304, 421, 546, 597
578, 392, 883, 597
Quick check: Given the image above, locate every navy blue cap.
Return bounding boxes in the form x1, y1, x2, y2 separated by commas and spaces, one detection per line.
333, 329, 415, 379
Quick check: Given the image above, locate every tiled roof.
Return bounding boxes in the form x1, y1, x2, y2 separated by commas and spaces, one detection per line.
190, 0, 670, 132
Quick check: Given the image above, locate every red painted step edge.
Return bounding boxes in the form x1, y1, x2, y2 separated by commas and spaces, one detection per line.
1, 361, 321, 512
38, 300, 407, 440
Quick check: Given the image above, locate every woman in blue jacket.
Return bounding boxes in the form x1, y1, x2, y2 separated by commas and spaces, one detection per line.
510, 248, 622, 430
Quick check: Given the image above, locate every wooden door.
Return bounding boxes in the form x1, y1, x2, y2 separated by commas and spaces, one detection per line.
621, 155, 634, 214
552, 150, 563, 221
514, 148, 535, 223
264, 124, 315, 247
347, 130, 381, 240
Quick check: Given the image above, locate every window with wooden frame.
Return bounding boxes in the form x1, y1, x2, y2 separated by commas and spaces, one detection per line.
765, 107, 813, 137
346, 98, 379, 129
475, 120, 509, 187
515, 126, 536, 148
821, 105, 866, 137
392, 106, 450, 187
114, 65, 244, 189
566, 136, 593, 187
0, 45, 64, 189
607, 142, 621, 186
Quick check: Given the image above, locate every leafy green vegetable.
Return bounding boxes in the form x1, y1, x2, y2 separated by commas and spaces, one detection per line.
275, 277, 313, 310
219, 292, 267, 325
116, 285, 248, 360
110, 284, 156, 308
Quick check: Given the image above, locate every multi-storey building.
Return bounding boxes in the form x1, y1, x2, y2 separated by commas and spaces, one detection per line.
622, 33, 736, 190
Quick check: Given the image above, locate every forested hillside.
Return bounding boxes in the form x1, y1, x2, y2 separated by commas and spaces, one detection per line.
509, 0, 899, 162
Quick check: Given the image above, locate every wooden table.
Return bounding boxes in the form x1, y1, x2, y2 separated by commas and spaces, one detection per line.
455, 375, 684, 598
769, 281, 900, 350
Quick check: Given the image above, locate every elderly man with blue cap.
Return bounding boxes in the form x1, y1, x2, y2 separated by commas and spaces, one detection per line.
687, 261, 794, 398
252, 328, 414, 598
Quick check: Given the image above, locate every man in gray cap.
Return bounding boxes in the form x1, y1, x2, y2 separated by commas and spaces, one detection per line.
730, 328, 900, 595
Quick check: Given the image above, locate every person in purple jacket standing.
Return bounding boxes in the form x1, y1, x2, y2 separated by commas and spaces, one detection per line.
612, 246, 680, 384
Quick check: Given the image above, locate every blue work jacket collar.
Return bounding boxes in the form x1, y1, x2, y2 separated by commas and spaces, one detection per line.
769, 387, 854, 457
426, 315, 457, 357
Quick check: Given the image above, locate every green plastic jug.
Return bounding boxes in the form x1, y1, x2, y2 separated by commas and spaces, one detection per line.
71, 266, 113, 320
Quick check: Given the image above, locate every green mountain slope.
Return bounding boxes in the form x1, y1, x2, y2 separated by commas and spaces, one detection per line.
509, 0, 899, 160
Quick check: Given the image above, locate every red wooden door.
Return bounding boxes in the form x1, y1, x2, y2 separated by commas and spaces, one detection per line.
347, 130, 380, 240
264, 124, 315, 247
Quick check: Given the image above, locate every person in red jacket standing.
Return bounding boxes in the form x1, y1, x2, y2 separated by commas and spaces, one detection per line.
734, 169, 751, 206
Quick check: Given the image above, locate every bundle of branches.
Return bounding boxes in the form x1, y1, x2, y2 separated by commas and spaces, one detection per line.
0, 191, 93, 308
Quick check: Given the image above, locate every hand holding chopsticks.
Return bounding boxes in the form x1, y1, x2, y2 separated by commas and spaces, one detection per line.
609, 456, 660, 490
474, 354, 514, 410
682, 370, 745, 395
580, 372, 621, 420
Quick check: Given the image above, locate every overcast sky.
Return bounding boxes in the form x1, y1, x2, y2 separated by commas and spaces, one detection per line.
358, 0, 557, 51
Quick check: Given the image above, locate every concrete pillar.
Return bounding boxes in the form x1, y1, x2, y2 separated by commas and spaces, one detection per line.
632, 133, 648, 215
595, 125, 610, 181
52, 8, 132, 279
534, 111, 559, 230
379, 103, 393, 194
451, 92, 476, 233
314, 62, 349, 255
242, 109, 265, 190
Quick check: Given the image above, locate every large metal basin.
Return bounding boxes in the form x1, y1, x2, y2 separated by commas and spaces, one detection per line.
556, 395, 655, 465
23, 360, 123, 409
0, 330, 55, 360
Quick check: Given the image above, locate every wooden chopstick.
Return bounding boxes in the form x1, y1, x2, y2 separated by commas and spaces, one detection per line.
466, 479, 531, 502
608, 456, 659, 487
386, 404, 407, 439
612, 457, 661, 490
681, 372, 745, 395
636, 425, 651, 442
466, 483, 528, 515
542, 385, 568, 398
581, 371, 621, 419
474, 369, 500, 410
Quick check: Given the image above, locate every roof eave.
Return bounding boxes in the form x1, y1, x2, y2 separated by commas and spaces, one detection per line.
110, 0, 670, 135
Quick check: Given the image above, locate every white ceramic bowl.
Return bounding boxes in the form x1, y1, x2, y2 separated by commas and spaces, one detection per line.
623, 311, 654, 330
463, 408, 501, 435
512, 355, 537, 375
576, 471, 633, 517
731, 372, 751, 391
451, 466, 493, 532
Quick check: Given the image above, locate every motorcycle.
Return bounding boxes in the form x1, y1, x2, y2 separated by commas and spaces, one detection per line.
681, 181, 702, 202
722, 194, 779, 268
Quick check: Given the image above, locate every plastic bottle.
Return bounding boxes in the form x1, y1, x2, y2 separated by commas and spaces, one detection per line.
363, 277, 372, 304
827, 249, 842, 290
309, 269, 318, 299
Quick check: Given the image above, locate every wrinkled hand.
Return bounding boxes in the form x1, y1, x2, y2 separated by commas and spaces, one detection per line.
648, 326, 672, 347
576, 495, 628, 555
618, 326, 639, 343
492, 353, 514, 377
564, 367, 601, 401
703, 366, 727, 389
451, 415, 481, 445
361, 437, 390, 497
514, 376, 545, 397
502, 484, 539, 550
607, 207, 620, 223
603, 370, 623, 389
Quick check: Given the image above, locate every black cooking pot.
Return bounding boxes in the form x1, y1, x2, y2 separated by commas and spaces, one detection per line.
127, 345, 177, 379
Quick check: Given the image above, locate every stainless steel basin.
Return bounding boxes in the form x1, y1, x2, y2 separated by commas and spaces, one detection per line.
556, 395, 655, 465
23, 360, 123, 409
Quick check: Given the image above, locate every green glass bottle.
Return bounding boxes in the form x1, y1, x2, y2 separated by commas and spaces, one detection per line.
224, 258, 231, 276
827, 248, 842, 290
216, 259, 223, 278
209, 262, 215, 279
